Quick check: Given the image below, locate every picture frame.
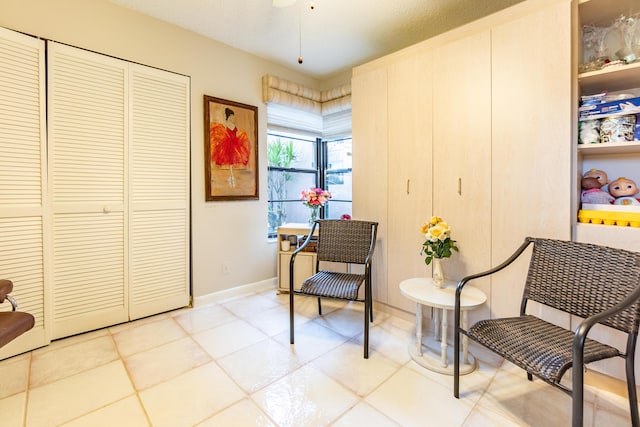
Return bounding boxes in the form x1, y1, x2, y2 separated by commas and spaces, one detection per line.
204, 96, 259, 201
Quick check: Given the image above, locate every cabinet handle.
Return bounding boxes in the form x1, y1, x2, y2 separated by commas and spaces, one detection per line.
457, 178, 462, 195
406, 179, 410, 195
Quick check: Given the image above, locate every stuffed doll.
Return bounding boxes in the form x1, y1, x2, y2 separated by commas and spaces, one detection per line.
609, 177, 640, 205
583, 168, 610, 189
581, 176, 614, 204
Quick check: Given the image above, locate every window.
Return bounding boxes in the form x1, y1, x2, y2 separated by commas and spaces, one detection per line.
267, 132, 352, 237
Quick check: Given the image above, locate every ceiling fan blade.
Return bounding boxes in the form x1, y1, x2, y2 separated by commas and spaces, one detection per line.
273, 0, 297, 7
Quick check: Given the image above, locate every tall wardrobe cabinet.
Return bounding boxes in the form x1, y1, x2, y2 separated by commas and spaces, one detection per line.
352, 0, 572, 319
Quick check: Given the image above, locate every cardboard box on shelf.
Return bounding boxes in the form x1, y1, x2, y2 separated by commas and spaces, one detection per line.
579, 96, 640, 120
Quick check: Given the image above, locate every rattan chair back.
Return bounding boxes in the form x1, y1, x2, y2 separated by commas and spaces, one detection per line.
524, 238, 640, 333
315, 220, 377, 265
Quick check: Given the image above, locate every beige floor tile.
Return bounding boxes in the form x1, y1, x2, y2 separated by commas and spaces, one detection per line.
217, 338, 302, 393
30, 335, 118, 387
172, 303, 237, 334
476, 367, 583, 427
257, 288, 289, 306
196, 398, 276, 426
355, 321, 413, 365
26, 360, 134, 427
244, 304, 310, 337
312, 303, 368, 338
220, 293, 281, 318
0, 392, 27, 426
406, 357, 498, 404
112, 317, 186, 357
274, 320, 351, 363
332, 402, 402, 427
192, 319, 268, 359
4, 289, 636, 427
0, 353, 30, 399
32, 329, 108, 355
139, 362, 245, 427
461, 404, 525, 426
312, 339, 400, 396
124, 336, 211, 390
252, 364, 359, 427
108, 312, 172, 335
60, 396, 149, 427
593, 406, 635, 427
366, 366, 475, 427
291, 296, 348, 318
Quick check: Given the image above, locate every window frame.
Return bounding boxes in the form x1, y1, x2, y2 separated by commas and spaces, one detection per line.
267, 132, 352, 238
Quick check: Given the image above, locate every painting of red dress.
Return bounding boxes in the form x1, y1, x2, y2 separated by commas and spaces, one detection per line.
204, 96, 259, 200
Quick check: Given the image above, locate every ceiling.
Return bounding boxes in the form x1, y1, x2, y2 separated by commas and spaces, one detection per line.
109, 0, 524, 80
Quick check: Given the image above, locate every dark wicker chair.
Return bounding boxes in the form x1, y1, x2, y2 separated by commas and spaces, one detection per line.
289, 219, 378, 358
0, 279, 35, 349
453, 237, 640, 427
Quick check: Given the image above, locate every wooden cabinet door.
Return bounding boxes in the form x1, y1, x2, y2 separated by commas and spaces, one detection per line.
128, 64, 190, 320
48, 42, 129, 338
433, 31, 492, 320
491, 1, 572, 317
352, 67, 389, 303
0, 27, 48, 358
386, 49, 433, 312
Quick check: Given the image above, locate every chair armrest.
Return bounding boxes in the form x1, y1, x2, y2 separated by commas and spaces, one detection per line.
289, 222, 318, 292
573, 282, 640, 352
0, 279, 13, 303
455, 237, 534, 311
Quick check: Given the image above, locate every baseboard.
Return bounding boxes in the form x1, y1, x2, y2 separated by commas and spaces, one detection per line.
193, 277, 277, 306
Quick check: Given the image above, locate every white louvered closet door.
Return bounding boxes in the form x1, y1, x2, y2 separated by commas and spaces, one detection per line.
0, 27, 48, 358
48, 42, 128, 338
128, 65, 190, 319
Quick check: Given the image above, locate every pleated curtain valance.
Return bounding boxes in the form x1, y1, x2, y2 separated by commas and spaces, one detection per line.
262, 74, 352, 138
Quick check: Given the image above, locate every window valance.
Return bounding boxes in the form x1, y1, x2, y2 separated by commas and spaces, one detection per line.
262, 74, 351, 137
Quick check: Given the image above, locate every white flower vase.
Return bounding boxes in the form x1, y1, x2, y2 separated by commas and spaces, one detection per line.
432, 259, 445, 288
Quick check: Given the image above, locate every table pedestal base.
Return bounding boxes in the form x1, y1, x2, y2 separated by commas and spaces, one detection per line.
408, 336, 477, 376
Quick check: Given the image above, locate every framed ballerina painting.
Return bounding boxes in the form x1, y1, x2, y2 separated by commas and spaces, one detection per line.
204, 96, 259, 201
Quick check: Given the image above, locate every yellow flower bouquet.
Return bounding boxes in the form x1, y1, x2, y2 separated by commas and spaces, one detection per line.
419, 216, 459, 265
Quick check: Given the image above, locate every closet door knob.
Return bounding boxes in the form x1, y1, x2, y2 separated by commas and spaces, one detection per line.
103, 206, 111, 214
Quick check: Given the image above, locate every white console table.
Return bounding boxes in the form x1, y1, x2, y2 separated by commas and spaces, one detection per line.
399, 277, 486, 375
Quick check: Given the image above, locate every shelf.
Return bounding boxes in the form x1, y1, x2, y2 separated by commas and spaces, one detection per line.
578, 62, 640, 94
578, 141, 640, 155
578, 0, 639, 27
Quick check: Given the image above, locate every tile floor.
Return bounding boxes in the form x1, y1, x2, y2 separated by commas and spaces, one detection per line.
0, 288, 635, 426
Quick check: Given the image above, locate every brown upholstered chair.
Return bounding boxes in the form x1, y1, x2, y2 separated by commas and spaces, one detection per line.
289, 219, 378, 358
453, 237, 640, 427
0, 279, 35, 349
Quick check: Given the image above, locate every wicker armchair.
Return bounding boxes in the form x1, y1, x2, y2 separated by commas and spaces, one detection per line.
453, 237, 640, 427
0, 279, 35, 348
289, 219, 378, 358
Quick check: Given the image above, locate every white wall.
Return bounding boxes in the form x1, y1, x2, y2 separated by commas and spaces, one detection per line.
0, 0, 347, 298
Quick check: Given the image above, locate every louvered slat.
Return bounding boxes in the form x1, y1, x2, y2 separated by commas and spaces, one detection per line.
0, 28, 47, 360
0, 32, 43, 207
49, 44, 125, 205
129, 65, 189, 318
48, 43, 128, 337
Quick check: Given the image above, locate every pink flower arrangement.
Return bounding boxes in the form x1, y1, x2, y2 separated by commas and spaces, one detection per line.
340, 214, 352, 220
300, 187, 331, 207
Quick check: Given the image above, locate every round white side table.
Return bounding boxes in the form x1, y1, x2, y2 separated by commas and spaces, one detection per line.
399, 277, 487, 375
